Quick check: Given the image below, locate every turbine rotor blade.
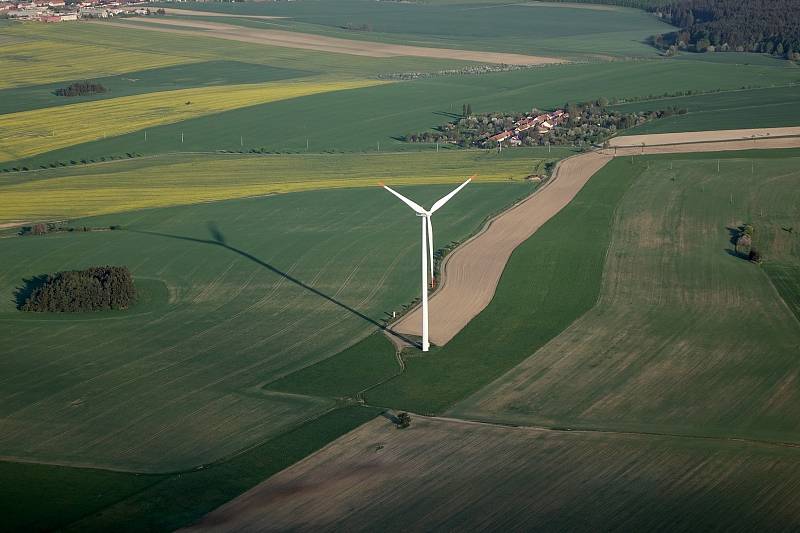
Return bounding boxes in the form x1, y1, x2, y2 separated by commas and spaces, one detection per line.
426, 215, 435, 284
382, 184, 427, 214
429, 177, 473, 214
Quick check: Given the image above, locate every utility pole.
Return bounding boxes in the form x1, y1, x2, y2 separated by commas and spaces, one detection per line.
717, 159, 720, 173
144, 131, 147, 141
240, 136, 244, 147
306, 137, 309, 151
181, 132, 184, 143
377, 141, 380, 152
436, 142, 439, 153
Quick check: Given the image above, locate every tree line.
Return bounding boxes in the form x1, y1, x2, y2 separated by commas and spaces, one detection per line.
651, 0, 800, 58
53, 81, 107, 97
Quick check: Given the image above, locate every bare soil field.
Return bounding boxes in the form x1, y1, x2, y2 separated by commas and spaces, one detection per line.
612, 127, 800, 148
160, 7, 286, 19
515, 1, 622, 11
107, 18, 563, 65
185, 416, 800, 532
392, 151, 612, 346
393, 129, 800, 346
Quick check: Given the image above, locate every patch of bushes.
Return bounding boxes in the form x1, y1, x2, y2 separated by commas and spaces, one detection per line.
53, 81, 107, 97
18, 266, 136, 312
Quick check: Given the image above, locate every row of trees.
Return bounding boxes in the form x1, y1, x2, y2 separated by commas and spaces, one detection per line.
53, 81, 107, 97
19, 266, 136, 312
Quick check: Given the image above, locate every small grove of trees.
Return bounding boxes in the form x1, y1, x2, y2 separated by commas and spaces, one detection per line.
395, 412, 411, 429
732, 223, 762, 263
19, 266, 136, 312
54, 81, 107, 97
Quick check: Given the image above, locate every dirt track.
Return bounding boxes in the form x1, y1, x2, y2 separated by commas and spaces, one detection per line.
392, 129, 800, 346
107, 18, 563, 65
611, 127, 800, 147
160, 8, 285, 19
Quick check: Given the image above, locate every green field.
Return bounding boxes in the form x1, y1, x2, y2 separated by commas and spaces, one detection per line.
3, 406, 379, 531
3, 1, 800, 528
7, 58, 799, 169
152, 0, 674, 58
0, 182, 529, 472
616, 84, 800, 135
0, 60, 310, 115
450, 151, 800, 442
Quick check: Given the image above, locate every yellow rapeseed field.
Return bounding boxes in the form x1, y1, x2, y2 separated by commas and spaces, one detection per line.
0, 78, 387, 163
0, 152, 539, 222
0, 39, 196, 89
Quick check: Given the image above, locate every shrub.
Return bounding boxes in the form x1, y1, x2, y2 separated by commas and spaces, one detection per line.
19, 266, 137, 312
395, 412, 411, 429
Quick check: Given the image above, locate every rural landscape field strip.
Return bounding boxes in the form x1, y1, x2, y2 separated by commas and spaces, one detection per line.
393, 151, 611, 345
110, 18, 564, 65
0, 183, 528, 471
394, 128, 800, 345
0, 39, 197, 89
0, 77, 384, 163
185, 416, 800, 532
450, 149, 800, 442
612, 126, 800, 147
0, 151, 544, 223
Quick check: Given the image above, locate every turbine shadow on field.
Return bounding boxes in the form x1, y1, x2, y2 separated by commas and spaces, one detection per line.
128, 225, 419, 347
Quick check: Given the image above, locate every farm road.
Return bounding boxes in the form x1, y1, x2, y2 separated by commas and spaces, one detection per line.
392, 128, 800, 346
103, 18, 563, 65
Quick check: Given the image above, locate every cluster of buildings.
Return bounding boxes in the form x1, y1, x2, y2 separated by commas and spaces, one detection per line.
1, 0, 153, 22
487, 109, 568, 147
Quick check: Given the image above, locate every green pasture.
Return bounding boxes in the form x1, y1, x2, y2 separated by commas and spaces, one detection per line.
9, 58, 799, 169
0, 182, 528, 472
0, 60, 310, 115
3, 406, 379, 532
616, 84, 800, 134
153, 0, 674, 57
451, 151, 800, 442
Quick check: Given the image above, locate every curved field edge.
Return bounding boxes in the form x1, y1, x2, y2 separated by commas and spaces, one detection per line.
270, 155, 640, 410
369, 158, 637, 413
450, 150, 800, 442
1, 406, 380, 532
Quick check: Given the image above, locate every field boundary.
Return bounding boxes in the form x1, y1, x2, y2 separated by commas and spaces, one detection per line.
391, 128, 800, 346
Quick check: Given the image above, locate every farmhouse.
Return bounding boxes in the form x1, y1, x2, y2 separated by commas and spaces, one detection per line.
485, 109, 568, 147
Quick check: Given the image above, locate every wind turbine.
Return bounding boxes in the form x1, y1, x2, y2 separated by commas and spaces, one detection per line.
382, 177, 472, 351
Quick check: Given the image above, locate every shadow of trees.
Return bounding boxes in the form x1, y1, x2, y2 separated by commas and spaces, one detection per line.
13, 274, 48, 310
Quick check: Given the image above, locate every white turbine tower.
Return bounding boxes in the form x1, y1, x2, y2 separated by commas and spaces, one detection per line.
382, 177, 472, 351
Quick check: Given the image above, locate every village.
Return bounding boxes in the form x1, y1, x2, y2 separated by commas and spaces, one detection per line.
403, 101, 687, 148
485, 109, 568, 147
0, 0, 159, 22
